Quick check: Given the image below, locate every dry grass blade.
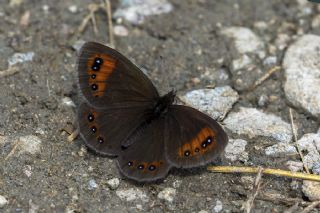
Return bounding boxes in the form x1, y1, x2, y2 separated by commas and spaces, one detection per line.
243, 167, 263, 213
0, 66, 19, 78
301, 200, 320, 213
247, 66, 281, 91
289, 108, 310, 173
104, 0, 114, 47
207, 166, 320, 182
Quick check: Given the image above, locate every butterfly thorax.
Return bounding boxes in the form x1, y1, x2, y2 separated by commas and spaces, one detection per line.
152, 90, 175, 118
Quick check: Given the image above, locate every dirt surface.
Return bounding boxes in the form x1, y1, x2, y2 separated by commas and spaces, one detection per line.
0, 0, 320, 212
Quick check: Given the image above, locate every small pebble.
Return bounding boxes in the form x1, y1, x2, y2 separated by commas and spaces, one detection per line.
8, 52, 34, 66
88, 179, 98, 190
116, 188, 149, 202
0, 195, 8, 208
224, 139, 248, 162
157, 188, 176, 203
68, 5, 78, 13
113, 25, 129, 37
106, 178, 120, 190
19, 135, 42, 155
213, 200, 223, 213
302, 180, 320, 201
61, 97, 76, 108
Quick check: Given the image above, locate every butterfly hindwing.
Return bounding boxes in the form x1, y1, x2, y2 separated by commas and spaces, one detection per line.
78, 42, 159, 108
116, 117, 171, 182
164, 105, 228, 168
78, 101, 154, 156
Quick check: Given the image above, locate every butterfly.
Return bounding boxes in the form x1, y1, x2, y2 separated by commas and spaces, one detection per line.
77, 42, 228, 182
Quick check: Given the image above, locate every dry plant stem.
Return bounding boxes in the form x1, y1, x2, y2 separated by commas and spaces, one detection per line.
5, 140, 19, 161
283, 203, 300, 213
243, 167, 263, 213
289, 108, 310, 173
105, 0, 114, 47
207, 166, 320, 182
0, 66, 19, 78
67, 128, 79, 142
248, 66, 281, 91
301, 201, 320, 213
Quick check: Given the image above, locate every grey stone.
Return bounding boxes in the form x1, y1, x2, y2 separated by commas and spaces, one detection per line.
106, 178, 120, 190
297, 132, 320, 170
116, 188, 149, 202
157, 188, 176, 203
18, 135, 42, 155
224, 107, 292, 143
114, 0, 173, 25
8, 52, 34, 66
0, 195, 8, 208
302, 180, 320, 201
180, 86, 239, 121
283, 34, 320, 118
221, 27, 265, 57
224, 139, 248, 162
265, 143, 297, 156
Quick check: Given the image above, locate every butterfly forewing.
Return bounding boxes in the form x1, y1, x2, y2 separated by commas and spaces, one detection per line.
78, 42, 159, 108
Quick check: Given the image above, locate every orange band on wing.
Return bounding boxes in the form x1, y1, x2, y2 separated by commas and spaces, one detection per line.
178, 127, 217, 158
87, 54, 116, 97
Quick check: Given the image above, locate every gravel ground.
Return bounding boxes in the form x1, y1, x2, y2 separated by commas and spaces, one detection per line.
1, 0, 320, 212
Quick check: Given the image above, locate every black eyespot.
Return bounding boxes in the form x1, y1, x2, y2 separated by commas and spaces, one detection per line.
91, 126, 97, 133
128, 161, 133, 166
148, 165, 156, 171
206, 136, 212, 144
91, 74, 96, 79
91, 84, 98, 90
94, 57, 103, 65
92, 65, 100, 71
184, 150, 190, 157
98, 137, 104, 143
88, 114, 94, 122
195, 148, 200, 152
137, 164, 144, 170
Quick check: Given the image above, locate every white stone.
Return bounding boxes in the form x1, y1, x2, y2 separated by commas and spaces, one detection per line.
0, 195, 8, 207
68, 5, 78, 13
157, 187, 176, 203
114, 0, 173, 25
61, 97, 76, 108
19, 135, 42, 155
283, 34, 320, 118
106, 178, 120, 190
221, 27, 265, 56
180, 86, 239, 121
213, 200, 223, 213
224, 107, 292, 143
286, 161, 303, 172
224, 139, 248, 162
88, 179, 98, 190
113, 25, 129, 37
302, 180, 320, 201
116, 188, 149, 202
296, 132, 320, 169
265, 143, 297, 156
8, 52, 34, 66
232, 54, 252, 71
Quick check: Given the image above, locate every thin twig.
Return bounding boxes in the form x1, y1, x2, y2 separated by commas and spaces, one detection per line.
0, 66, 19, 78
247, 66, 281, 91
283, 202, 300, 213
207, 166, 320, 182
289, 108, 310, 173
301, 200, 320, 213
243, 167, 263, 213
5, 140, 19, 161
105, 0, 114, 47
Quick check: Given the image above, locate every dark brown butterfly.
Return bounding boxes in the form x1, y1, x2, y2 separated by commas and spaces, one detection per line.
77, 42, 228, 182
